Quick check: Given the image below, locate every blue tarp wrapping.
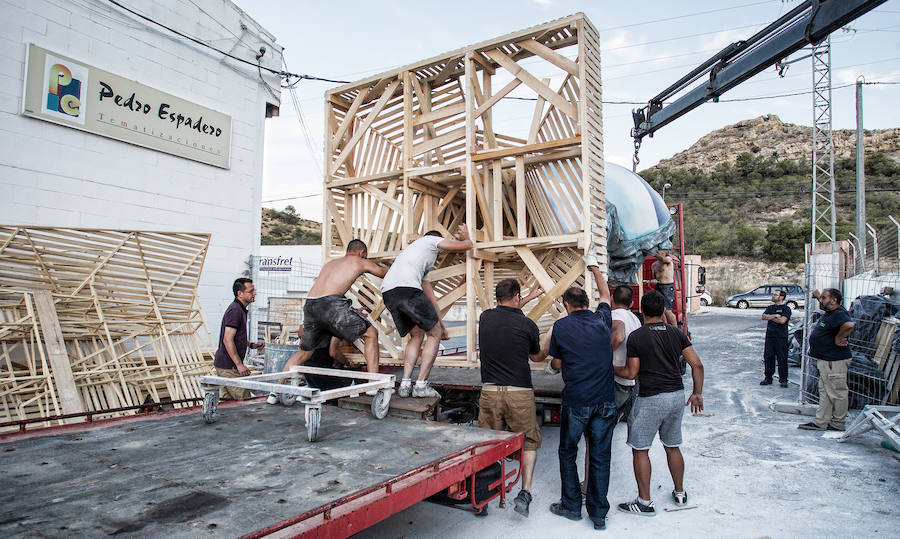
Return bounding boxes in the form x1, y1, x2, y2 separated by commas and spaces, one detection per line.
604, 162, 675, 282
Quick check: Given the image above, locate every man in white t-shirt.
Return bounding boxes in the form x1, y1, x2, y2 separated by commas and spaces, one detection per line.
382, 224, 473, 398
611, 285, 641, 419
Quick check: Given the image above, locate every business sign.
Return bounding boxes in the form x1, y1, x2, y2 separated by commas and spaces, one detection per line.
22, 44, 231, 168
258, 256, 294, 272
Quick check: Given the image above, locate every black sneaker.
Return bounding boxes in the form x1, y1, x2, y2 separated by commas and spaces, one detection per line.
759, 379, 773, 386
550, 502, 582, 521
672, 490, 688, 505
826, 425, 845, 432
513, 489, 532, 517
593, 518, 606, 530
780, 381, 789, 388
617, 498, 656, 517
798, 422, 826, 431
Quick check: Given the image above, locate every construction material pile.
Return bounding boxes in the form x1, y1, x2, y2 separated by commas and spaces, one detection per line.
0, 226, 213, 430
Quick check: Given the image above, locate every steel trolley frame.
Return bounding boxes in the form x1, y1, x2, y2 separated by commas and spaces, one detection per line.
199, 366, 395, 441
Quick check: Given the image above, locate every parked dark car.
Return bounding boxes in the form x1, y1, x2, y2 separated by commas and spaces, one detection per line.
725, 284, 805, 310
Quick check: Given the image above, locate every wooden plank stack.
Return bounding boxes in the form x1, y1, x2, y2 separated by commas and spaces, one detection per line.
0, 226, 213, 430
875, 318, 900, 404
322, 14, 606, 365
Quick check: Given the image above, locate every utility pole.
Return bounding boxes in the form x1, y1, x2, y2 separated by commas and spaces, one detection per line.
856, 77, 866, 272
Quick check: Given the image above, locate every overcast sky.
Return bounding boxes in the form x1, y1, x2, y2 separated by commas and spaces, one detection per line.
242, 0, 900, 221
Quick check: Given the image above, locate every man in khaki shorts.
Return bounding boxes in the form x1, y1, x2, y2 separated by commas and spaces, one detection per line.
477, 279, 546, 517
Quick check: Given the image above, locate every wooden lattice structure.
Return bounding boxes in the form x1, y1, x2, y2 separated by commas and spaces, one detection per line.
323, 13, 605, 362
0, 226, 213, 429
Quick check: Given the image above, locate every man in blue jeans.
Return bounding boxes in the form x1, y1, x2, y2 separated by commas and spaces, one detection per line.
547, 250, 616, 531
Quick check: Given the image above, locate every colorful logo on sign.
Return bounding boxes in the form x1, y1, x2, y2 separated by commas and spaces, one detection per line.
46, 63, 81, 118
41, 53, 88, 125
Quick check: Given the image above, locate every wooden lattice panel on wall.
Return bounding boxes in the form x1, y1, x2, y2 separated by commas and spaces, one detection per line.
0, 226, 213, 430
323, 13, 605, 363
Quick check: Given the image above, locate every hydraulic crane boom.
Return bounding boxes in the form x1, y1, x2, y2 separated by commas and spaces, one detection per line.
631, 0, 887, 146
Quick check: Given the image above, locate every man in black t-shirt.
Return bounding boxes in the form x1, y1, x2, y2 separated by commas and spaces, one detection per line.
798, 288, 855, 432
213, 278, 265, 399
478, 279, 545, 517
615, 290, 704, 516
760, 289, 792, 387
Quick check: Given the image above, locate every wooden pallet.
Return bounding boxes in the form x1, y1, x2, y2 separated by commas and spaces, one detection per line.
321, 14, 606, 364
0, 226, 213, 430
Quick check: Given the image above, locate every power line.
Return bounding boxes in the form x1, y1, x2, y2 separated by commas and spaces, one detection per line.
262, 193, 322, 204
102, 0, 345, 85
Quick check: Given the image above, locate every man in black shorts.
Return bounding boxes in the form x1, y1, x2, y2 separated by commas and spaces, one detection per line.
268, 240, 387, 403
651, 249, 677, 325
382, 224, 472, 398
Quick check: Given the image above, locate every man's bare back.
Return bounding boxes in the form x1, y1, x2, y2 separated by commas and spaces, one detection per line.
652, 250, 674, 285
308, 253, 387, 298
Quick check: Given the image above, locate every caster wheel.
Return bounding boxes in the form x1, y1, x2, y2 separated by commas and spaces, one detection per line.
371, 389, 391, 419
202, 392, 218, 424
280, 393, 297, 406
306, 406, 320, 442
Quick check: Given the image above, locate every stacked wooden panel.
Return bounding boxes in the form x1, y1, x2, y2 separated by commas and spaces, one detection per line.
0, 226, 213, 429
323, 13, 605, 364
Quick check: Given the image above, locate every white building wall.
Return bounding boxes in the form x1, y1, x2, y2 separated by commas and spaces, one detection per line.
0, 0, 282, 340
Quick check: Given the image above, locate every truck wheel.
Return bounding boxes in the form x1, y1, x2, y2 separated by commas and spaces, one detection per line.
786, 301, 798, 310
371, 389, 391, 419
202, 392, 218, 424
700, 298, 709, 307
306, 406, 320, 442
737, 300, 749, 309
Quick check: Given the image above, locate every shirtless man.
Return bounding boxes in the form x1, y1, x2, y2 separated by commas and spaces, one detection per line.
383, 224, 473, 398
651, 249, 677, 325
267, 239, 387, 404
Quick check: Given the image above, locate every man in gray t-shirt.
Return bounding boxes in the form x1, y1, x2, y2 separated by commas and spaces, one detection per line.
382, 224, 472, 398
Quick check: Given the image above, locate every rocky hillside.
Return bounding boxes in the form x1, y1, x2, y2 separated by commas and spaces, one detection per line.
261, 207, 321, 245
649, 114, 900, 173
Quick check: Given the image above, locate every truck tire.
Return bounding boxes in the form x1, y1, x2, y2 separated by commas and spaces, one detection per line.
786, 300, 798, 310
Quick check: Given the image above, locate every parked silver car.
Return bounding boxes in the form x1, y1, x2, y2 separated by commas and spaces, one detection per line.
725, 284, 805, 310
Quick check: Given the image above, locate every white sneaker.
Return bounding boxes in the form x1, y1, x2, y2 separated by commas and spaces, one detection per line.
266, 393, 279, 405
398, 384, 412, 398
413, 383, 440, 398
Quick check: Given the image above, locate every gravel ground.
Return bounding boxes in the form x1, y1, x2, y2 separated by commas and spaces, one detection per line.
358, 306, 900, 538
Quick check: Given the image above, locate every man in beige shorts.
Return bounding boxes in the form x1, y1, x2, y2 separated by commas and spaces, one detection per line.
477, 279, 546, 517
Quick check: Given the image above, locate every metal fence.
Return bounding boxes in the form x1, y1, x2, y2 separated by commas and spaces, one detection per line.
248, 255, 321, 344
799, 218, 900, 408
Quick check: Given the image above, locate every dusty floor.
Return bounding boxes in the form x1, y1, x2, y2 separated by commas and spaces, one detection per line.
358, 307, 900, 538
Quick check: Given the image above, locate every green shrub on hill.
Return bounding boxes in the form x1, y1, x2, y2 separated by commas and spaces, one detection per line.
642, 152, 900, 262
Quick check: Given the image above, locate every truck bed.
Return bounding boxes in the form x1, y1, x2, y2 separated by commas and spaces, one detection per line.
0, 400, 520, 537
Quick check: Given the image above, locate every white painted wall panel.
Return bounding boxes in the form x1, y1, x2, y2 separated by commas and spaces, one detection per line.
1, 0, 282, 344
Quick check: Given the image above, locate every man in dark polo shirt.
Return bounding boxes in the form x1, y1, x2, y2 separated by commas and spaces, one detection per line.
799, 288, 855, 431
546, 253, 616, 531
213, 278, 265, 399
478, 279, 545, 517
760, 289, 792, 387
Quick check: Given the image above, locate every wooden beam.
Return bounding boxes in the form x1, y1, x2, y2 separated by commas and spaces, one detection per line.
517, 39, 579, 76
484, 49, 578, 121
33, 290, 85, 417
472, 136, 580, 162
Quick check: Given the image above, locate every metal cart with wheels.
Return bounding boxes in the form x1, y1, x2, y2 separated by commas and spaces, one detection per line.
199, 366, 395, 441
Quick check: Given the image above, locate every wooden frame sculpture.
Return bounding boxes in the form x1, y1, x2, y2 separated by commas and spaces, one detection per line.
323, 13, 605, 364
0, 226, 213, 429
